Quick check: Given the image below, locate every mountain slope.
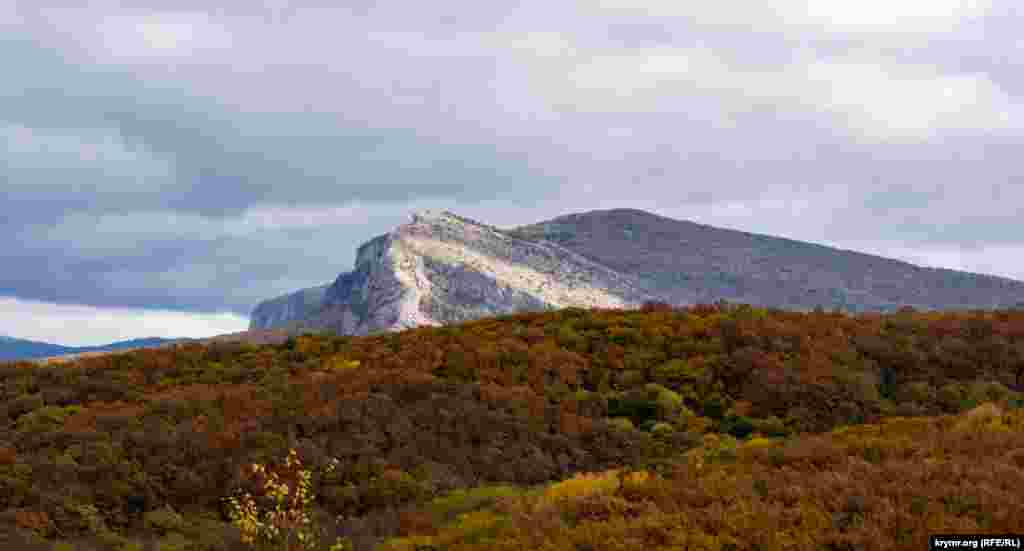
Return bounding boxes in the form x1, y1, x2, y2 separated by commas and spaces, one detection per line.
506, 208, 1024, 312
0, 336, 74, 362
255, 209, 656, 335
250, 285, 330, 331
0, 335, 179, 362
250, 208, 1024, 333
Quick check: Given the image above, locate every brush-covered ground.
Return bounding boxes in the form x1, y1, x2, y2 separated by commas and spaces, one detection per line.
1, 302, 1023, 550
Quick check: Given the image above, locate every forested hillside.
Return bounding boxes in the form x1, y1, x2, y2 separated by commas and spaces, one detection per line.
1, 302, 1023, 550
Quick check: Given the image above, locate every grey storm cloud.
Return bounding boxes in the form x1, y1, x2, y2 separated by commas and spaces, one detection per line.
2, 0, 1024, 322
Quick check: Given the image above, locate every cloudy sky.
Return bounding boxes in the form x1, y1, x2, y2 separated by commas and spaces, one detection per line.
2, 1, 1022, 346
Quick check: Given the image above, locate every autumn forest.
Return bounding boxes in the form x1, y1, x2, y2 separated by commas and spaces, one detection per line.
1, 301, 1024, 550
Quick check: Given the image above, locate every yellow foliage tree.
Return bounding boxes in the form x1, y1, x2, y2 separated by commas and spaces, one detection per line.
224, 448, 352, 551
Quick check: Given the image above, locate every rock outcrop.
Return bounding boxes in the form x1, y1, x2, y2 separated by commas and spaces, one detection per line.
250, 208, 1024, 334
250, 209, 657, 335
249, 285, 329, 330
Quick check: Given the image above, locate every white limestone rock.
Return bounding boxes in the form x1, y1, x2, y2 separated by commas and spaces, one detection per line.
249, 210, 656, 335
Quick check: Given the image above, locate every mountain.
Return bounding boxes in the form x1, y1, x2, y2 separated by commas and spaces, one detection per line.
0, 336, 73, 362
251, 209, 656, 335
249, 208, 1024, 333
505, 208, 1024, 312
250, 285, 330, 331
0, 335, 180, 362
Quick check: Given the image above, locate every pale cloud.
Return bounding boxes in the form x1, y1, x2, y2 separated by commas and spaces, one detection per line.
804, 61, 1020, 140
0, 297, 247, 347
93, 11, 234, 59
802, 0, 993, 32
530, 42, 1020, 140
586, 0, 994, 33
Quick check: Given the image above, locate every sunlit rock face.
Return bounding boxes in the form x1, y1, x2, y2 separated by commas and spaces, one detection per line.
250, 208, 1024, 335
249, 209, 657, 335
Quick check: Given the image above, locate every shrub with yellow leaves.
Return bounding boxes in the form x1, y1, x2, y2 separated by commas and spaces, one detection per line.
742, 437, 777, 449
543, 471, 621, 502
323, 355, 360, 371
224, 448, 352, 551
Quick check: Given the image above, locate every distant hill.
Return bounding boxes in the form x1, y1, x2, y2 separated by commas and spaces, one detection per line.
505, 208, 1024, 312
0, 335, 179, 362
249, 208, 1024, 334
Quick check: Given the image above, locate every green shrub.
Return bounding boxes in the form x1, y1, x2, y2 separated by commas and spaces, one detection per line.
144, 505, 185, 533
321, 482, 360, 513
644, 383, 684, 420
608, 418, 635, 432
67, 502, 106, 535
938, 383, 967, 412
364, 469, 429, 508
967, 381, 1011, 404
571, 389, 593, 404
753, 416, 789, 438
546, 381, 571, 402
17, 405, 80, 432
615, 370, 646, 388
10, 393, 44, 418
862, 446, 883, 464
607, 398, 659, 426
556, 326, 587, 352
720, 414, 756, 439
198, 370, 222, 385
155, 532, 189, 551
649, 422, 674, 437
896, 381, 934, 404
652, 358, 706, 385
638, 419, 659, 432
700, 433, 739, 464
835, 369, 880, 403
248, 431, 287, 454
701, 397, 726, 421
426, 485, 522, 521
753, 478, 769, 497
176, 516, 228, 549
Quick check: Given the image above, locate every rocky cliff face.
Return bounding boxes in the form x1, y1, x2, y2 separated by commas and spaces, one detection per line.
250, 209, 657, 335
249, 285, 329, 330
250, 208, 1024, 334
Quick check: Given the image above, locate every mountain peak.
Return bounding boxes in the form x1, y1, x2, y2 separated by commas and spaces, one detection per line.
250, 208, 1024, 334
409, 208, 447, 223
250, 208, 657, 334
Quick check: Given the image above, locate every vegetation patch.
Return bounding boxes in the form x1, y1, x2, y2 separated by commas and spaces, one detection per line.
0, 303, 1021, 550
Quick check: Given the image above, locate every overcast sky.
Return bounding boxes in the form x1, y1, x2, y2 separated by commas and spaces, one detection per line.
2, 1, 1022, 346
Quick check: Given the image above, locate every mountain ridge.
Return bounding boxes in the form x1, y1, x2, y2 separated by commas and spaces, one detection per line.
265, 208, 658, 335
506, 208, 1024, 311
250, 208, 1024, 333
0, 335, 180, 362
